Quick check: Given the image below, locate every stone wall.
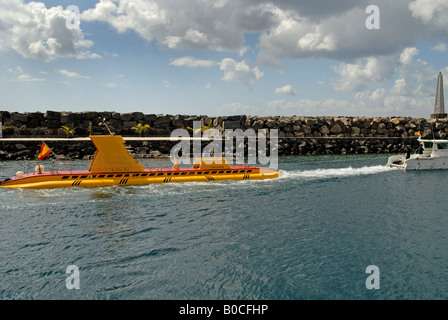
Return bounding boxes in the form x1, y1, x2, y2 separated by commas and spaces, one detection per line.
1, 110, 447, 160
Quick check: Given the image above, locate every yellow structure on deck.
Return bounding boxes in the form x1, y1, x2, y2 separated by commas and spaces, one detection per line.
89, 135, 144, 173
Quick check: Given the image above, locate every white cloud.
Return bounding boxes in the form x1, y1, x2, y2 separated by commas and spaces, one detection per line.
2, 0, 446, 119
216, 102, 260, 115
81, 0, 167, 36
103, 82, 119, 88
390, 77, 407, 96
7, 66, 23, 74
399, 47, 419, 65
0, 0, 100, 61
163, 80, 177, 88
258, 1, 425, 67
78, 0, 428, 68
353, 47, 438, 117
7, 65, 45, 82
355, 90, 432, 116
1, 0, 440, 68
169, 56, 216, 68
275, 84, 297, 95
57, 69, 90, 79
432, 43, 447, 52
169, 56, 264, 89
17, 74, 45, 82
331, 45, 433, 98
81, 0, 277, 53
266, 99, 357, 116
219, 58, 263, 87
409, 0, 448, 30
333, 56, 397, 92
81, 0, 269, 52
183, 29, 208, 47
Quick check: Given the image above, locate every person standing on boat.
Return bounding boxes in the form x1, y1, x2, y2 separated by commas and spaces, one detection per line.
417, 144, 424, 155
404, 146, 410, 159
171, 144, 182, 169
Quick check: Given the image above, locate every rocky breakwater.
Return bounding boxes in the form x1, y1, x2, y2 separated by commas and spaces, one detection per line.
244, 115, 446, 156
1, 111, 447, 160
0, 111, 202, 160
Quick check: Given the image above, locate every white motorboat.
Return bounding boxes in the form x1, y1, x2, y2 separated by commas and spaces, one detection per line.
387, 138, 448, 170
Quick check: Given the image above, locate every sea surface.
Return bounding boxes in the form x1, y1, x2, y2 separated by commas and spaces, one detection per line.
1, 154, 448, 300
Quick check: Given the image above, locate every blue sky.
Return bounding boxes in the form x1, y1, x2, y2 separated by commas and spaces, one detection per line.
1, 0, 448, 118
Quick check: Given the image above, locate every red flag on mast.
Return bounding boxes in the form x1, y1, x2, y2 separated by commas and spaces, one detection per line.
37, 142, 51, 160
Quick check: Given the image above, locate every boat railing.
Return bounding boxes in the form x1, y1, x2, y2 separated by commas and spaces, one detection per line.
135, 153, 255, 169
49, 157, 74, 174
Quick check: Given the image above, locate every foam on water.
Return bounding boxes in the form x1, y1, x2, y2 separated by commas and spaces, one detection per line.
279, 165, 396, 181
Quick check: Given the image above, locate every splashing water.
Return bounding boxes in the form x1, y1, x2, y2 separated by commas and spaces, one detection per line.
278, 165, 396, 181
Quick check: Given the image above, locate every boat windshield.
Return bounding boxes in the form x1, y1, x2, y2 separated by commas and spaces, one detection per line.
437, 143, 448, 149
424, 142, 433, 149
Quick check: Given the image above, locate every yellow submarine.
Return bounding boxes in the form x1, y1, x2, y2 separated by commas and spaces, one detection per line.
0, 135, 279, 189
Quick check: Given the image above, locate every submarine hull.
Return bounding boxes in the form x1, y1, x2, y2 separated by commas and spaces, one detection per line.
0, 166, 279, 189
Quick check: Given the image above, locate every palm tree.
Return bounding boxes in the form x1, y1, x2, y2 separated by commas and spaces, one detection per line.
186, 122, 211, 135
60, 126, 75, 137
131, 123, 150, 137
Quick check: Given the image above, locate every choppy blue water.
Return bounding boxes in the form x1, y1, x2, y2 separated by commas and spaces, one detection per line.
1, 154, 448, 300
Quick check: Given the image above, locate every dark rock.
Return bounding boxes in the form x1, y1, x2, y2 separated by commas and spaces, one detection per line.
266, 121, 279, 130
0, 111, 10, 120
305, 118, 317, 126
99, 111, 113, 119
111, 112, 122, 120
132, 112, 145, 121
123, 121, 137, 129
153, 115, 172, 127
0, 150, 8, 160
73, 112, 84, 121
251, 120, 264, 130
47, 119, 61, 128
83, 111, 99, 120
13, 150, 32, 158
224, 120, 241, 130
145, 114, 158, 122
278, 119, 289, 128
320, 125, 330, 135
110, 119, 122, 129
11, 112, 29, 123
15, 144, 27, 150
27, 119, 39, 128
172, 115, 185, 127
61, 112, 74, 124
120, 113, 133, 122
330, 124, 343, 134
226, 115, 246, 121
45, 111, 61, 119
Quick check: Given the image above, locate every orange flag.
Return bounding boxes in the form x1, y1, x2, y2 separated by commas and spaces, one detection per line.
414, 131, 421, 136
37, 142, 51, 160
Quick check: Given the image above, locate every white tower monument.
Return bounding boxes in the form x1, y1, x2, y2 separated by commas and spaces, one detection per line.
431, 72, 447, 119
